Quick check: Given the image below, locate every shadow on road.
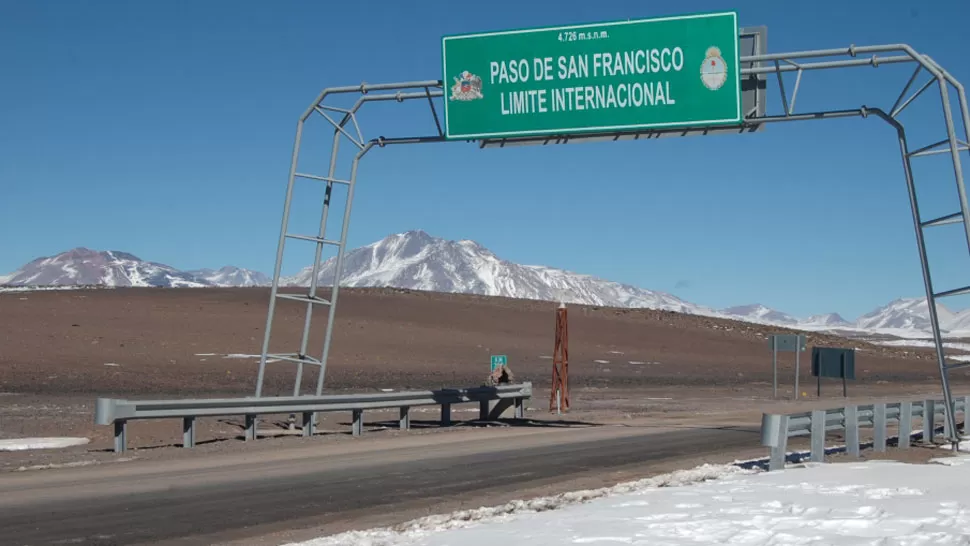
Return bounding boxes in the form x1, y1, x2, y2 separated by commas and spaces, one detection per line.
362, 417, 601, 430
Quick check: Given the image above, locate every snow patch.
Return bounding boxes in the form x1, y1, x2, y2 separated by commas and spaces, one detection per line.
0, 437, 90, 451
873, 339, 970, 353
290, 452, 970, 546
284, 463, 754, 546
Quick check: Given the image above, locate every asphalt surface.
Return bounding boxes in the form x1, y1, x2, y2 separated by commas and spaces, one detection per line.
0, 425, 760, 546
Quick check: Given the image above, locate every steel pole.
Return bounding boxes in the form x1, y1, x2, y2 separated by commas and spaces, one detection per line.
315, 142, 375, 395
293, 130, 342, 396
772, 339, 778, 399
934, 76, 970, 262
874, 109, 959, 446
255, 119, 305, 397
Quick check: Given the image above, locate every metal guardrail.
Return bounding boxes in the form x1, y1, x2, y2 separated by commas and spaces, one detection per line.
95, 382, 532, 453
761, 394, 969, 471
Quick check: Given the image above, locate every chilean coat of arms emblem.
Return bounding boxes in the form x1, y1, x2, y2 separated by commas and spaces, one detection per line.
450, 71, 483, 101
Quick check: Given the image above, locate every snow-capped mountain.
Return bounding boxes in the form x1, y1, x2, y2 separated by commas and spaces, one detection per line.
4, 233, 969, 340
855, 298, 957, 332
799, 313, 852, 328
281, 230, 969, 339
719, 306, 851, 330
1, 248, 207, 288
945, 308, 970, 332
187, 266, 270, 287
721, 304, 798, 326
282, 230, 715, 315
0, 248, 260, 288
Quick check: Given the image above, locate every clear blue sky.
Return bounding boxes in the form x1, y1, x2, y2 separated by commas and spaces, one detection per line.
2, 0, 970, 320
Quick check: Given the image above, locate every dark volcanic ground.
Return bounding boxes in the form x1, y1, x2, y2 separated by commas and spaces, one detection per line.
0, 286, 958, 397
1, 286, 967, 469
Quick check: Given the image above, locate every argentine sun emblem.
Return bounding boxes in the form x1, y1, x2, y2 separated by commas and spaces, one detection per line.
450, 70, 483, 101
700, 47, 728, 91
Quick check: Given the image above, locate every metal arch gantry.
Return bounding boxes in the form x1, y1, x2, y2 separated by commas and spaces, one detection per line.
253, 42, 970, 447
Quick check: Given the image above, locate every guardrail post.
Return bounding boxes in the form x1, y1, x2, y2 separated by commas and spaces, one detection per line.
182, 417, 196, 448
514, 397, 525, 419
441, 403, 452, 427
899, 401, 913, 448
352, 409, 363, 436
964, 396, 970, 434
844, 406, 860, 457
479, 400, 489, 421
400, 407, 410, 430
943, 402, 953, 439
245, 414, 257, 441
768, 415, 788, 471
94, 398, 117, 427
302, 412, 315, 437
924, 400, 936, 443
811, 410, 826, 463
873, 403, 887, 452
114, 420, 127, 454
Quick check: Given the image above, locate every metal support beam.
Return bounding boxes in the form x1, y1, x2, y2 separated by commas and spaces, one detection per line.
114, 420, 127, 454
245, 414, 257, 441
924, 400, 936, 443
873, 404, 887, 452
768, 415, 789, 471
899, 402, 913, 448
965, 396, 970, 433
922, 212, 964, 228
844, 405, 860, 457
935, 285, 970, 299
810, 410, 826, 462
891, 65, 923, 114
315, 142, 375, 395
352, 409, 363, 436
441, 403, 452, 427
893, 77, 935, 118
182, 416, 196, 448
302, 411, 315, 437
872, 107, 963, 446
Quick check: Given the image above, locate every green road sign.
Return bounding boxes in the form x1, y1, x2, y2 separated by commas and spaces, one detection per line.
441, 11, 741, 140
491, 355, 507, 370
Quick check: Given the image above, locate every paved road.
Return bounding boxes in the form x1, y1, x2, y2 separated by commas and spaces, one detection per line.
0, 424, 760, 545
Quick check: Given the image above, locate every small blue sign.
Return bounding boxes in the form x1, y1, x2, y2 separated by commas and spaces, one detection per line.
490, 355, 507, 371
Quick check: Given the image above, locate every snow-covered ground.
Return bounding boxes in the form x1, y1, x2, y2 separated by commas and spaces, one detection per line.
0, 437, 90, 451
873, 339, 970, 352
0, 285, 93, 293
870, 339, 970, 361
292, 446, 970, 546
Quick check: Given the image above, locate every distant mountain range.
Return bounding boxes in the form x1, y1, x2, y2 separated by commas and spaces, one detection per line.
0, 248, 268, 289
2, 230, 967, 339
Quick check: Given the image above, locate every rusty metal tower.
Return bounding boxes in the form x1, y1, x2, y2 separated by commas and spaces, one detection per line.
550, 302, 569, 413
